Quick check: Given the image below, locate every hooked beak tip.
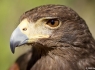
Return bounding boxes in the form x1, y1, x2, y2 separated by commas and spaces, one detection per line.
10, 40, 15, 54
10, 27, 28, 53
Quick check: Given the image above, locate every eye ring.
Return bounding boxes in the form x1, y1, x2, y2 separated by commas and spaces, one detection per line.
46, 19, 59, 27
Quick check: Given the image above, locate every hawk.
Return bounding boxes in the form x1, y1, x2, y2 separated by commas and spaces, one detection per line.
10, 4, 95, 70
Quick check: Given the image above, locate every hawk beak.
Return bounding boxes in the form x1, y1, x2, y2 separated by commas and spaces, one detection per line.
10, 27, 28, 53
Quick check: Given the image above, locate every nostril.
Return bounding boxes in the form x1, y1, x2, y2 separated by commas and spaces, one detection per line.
23, 28, 27, 31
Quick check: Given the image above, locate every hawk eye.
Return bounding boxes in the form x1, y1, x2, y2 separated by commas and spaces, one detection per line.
46, 19, 59, 27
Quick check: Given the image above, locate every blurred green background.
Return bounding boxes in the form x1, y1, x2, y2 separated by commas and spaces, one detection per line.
0, 0, 95, 70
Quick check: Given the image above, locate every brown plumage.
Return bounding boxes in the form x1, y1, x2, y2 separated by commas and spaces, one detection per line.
10, 4, 95, 70
9, 51, 32, 70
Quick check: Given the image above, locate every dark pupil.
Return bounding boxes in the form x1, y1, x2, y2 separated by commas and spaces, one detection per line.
50, 20, 55, 25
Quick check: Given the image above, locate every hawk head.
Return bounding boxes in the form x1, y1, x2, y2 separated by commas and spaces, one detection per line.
10, 4, 95, 54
